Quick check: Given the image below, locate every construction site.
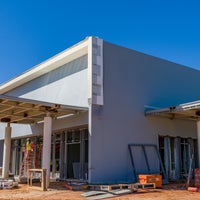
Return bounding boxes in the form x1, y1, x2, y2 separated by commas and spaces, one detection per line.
1, 37, 200, 199
1, 175, 200, 200
1, 127, 200, 199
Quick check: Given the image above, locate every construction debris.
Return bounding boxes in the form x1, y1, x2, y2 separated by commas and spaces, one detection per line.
0, 179, 18, 189
187, 187, 198, 192
81, 182, 156, 200
88, 183, 132, 191
63, 181, 88, 191
83, 192, 116, 200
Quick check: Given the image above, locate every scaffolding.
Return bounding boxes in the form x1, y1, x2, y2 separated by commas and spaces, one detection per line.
158, 136, 197, 180
11, 128, 88, 181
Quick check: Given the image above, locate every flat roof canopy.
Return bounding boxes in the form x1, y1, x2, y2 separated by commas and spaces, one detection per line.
0, 95, 88, 124
145, 100, 200, 121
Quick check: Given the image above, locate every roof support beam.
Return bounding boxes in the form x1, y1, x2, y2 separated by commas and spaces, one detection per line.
0, 94, 88, 124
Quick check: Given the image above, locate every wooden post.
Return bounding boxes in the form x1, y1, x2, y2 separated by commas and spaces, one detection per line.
28, 168, 47, 191
42, 168, 47, 191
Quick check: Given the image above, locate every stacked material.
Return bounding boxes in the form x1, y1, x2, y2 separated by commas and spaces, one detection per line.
0, 179, 18, 189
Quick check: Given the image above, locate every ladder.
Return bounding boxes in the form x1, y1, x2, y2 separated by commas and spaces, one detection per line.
19, 148, 36, 177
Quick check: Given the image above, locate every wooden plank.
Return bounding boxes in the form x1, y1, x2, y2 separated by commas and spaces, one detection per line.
88, 185, 101, 191
132, 183, 155, 190
28, 168, 47, 191
88, 184, 132, 192
100, 185, 119, 191
142, 183, 156, 189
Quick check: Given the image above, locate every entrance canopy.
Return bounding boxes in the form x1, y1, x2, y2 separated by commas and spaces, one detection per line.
145, 100, 200, 121
0, 94, 88, 124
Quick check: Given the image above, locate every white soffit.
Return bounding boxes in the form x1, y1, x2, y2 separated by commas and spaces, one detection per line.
145, 100, 200, 121
0, 37, 90, 94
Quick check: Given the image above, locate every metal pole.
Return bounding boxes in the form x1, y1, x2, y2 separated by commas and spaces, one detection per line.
196, 120, 200, 167
128, 145, 137, 182
141, 145, 150, 172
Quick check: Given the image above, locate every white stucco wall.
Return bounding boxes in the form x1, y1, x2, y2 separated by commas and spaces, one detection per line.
88, 41, 200, 184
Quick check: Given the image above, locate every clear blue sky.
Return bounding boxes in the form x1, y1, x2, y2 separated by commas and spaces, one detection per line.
0, 0, 200, 84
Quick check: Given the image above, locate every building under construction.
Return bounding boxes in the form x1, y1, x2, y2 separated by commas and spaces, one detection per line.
0, 37, 200, 184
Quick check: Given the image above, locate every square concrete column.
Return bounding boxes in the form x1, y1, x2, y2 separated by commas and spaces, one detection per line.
42, 113, 52, 187
2, 123, 12, 178
197, 120, 200, 167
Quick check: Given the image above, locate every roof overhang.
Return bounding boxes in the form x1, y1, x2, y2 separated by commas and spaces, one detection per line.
0, 95, 88, 124
0, 37, 90, 94
145, 100, 200, 121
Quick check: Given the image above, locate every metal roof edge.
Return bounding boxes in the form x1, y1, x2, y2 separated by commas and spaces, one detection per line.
145, 100, 200, 121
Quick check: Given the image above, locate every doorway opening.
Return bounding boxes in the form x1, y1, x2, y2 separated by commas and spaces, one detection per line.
158, 135, 197, 180
10, 128, 88, 181
65, 129, 88, 180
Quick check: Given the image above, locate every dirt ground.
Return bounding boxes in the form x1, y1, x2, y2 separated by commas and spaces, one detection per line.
1, 182, 200, 200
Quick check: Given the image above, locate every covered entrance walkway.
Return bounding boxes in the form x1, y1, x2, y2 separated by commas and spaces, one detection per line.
0, 94, 87, 184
